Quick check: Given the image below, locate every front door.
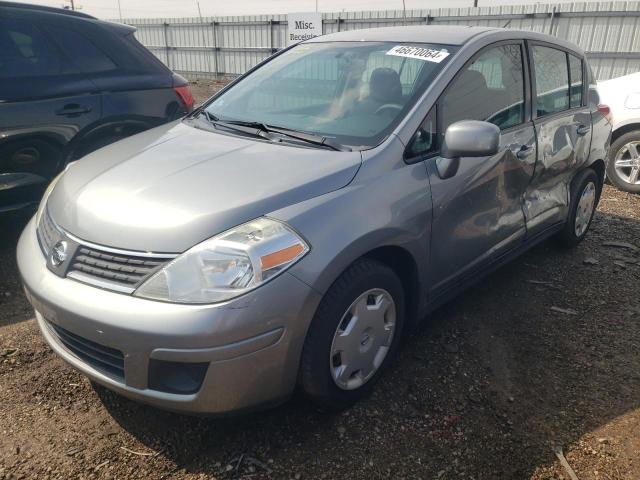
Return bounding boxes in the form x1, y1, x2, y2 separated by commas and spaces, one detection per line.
425, 42, 536, 301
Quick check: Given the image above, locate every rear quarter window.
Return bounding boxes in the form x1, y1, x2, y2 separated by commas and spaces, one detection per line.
569, 54, 583, 108
119, 33, 169, 73
45, 25, 117, 73
586, 62, 600, 107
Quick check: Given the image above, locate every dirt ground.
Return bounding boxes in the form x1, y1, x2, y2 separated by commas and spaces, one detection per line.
1, 83, 639, 479
189, 78, 231, 106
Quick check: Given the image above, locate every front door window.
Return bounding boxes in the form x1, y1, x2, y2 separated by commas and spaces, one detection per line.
441, 44, 526, 131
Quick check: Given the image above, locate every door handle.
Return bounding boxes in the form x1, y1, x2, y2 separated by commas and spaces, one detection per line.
55, 104, 92, 116
516, 144, 533, 160
576, 124, 590, 136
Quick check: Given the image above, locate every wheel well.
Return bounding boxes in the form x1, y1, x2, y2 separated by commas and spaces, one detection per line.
612, 123, 640, 143
0, 134, 64, 153
590, 158, 606, 188
69, 122, 149, 161
0, 135, 65, 178
363, 246, 420, 329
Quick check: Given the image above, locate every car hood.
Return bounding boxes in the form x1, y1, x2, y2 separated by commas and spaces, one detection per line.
48, 120, 362, 252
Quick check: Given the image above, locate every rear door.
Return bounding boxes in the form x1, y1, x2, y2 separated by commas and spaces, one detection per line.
524, 43, 592, 236
422, 41, 537, 300
0, 16, 101, 210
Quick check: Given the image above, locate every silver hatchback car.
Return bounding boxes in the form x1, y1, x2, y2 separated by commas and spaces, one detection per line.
18, 26, 611, 414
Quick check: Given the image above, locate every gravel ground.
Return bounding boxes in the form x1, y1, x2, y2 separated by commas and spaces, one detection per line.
189, 78, 230, 106
2, 190, 639, 480
1, 84, 639, 479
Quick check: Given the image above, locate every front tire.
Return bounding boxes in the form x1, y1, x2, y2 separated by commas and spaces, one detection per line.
556, 168, 600, 248
300, 259, 405, 410
606, 131, 640, 193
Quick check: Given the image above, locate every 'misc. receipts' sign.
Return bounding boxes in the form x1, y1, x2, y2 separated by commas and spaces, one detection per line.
288, 12, 322, 45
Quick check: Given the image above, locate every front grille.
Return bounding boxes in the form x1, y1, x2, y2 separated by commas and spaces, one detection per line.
69, 246, 168, 289
48, 321, 125, 380
36, 208, 176, 293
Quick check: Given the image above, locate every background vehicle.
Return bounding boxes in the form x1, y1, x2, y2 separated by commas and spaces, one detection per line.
598, 71, 640, 193
0, 1, 194, 214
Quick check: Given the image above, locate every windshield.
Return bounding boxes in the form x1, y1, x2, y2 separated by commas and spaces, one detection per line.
203, 41, 458, 149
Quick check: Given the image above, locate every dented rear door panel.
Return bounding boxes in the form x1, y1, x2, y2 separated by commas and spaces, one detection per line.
524, 109, 592, 236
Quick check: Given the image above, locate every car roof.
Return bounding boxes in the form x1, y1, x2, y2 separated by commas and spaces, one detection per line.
306, 25, 498, 46
0, 1, 95, 19
0, 1, 136, 35
306, 25, 584, 55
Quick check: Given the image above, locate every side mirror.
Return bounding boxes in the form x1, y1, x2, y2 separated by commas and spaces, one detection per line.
437, 120, 501, 179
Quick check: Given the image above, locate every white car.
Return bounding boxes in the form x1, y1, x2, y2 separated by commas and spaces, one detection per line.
598, 72, 640, 193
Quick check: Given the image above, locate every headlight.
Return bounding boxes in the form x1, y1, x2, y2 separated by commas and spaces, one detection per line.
35, 171, 64, 226
134, 217, 309, 304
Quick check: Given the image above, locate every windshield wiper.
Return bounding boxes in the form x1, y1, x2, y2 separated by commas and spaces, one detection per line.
196, 112, 350, 151
204, 116, 349, 152
197, 111, 268, 139
229, 120, 350, 152
200, 109, 217, 123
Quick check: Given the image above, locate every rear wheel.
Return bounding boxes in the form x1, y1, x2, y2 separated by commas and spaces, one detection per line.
0, 139, 63, 210
300, 259, 404, 409
0, 138, 62, 179
556, 168, 600, 248
606, 131, 640, 194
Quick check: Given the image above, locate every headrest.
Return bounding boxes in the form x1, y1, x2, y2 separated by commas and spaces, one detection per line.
369, 67, 403, 104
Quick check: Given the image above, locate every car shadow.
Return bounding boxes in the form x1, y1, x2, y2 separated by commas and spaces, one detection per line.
95, 209, 640, 478
0, 210, 34, 328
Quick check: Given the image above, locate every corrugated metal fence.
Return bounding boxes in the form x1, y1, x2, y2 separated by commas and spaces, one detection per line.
121, 1, 640, 81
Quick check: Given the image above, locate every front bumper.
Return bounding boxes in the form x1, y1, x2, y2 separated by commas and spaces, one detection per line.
17, 218, 322, 414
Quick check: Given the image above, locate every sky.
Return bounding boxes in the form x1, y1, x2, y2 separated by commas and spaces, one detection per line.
15, 0, 604, 19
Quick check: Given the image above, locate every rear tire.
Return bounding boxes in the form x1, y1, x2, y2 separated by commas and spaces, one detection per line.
0, 138, 62, 179
606, 131, 640, 194
556, 168, 600, 248
300, 259, 405, 410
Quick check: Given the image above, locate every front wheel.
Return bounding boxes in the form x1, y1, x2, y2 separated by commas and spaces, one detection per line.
300, 259, 404, 410
556, 168, 600, 248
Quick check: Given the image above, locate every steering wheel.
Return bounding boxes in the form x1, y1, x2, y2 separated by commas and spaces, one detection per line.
375, 103, 403, 116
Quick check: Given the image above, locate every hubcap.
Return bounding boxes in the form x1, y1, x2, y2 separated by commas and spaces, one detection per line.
614, 141, 640, 185
329, 288, 396, 390
575, 181, 596, 237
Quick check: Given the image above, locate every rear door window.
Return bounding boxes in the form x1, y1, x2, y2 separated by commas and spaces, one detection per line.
441, 44, 525, 131
0, 19, 63, 78
532, 46, 570, 117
